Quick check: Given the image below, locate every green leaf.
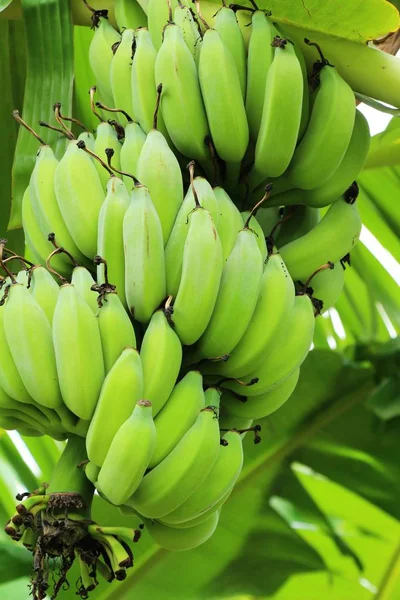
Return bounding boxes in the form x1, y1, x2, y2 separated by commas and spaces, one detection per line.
0, 543, 31, 584
0, 0, 13, 12
9, 0, 74, 230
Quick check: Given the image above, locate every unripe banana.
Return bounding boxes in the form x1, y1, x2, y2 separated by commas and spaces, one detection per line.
114, 0, 147, 30
123, 185, 166, 323
136, 129, 183, 243
279, 198, 362, 282
97, 291, 137, 374
199, 28, 249, 163
54, 140, 105, 259
147, 0, 179, 50
295, 43, 310, 141
0, 385, 55, 432
272, 109, 371, 208
193, 226, 263, 360
71, 267, 99, 315
97, 176, 130, 305
86, 347, 143, 467
250, 37, 303, 185
245, 10, 278, 141
29, 265, 59, 324
206, 253, 295, 378
214, 6, 246, 97
276, 205, 320, 248
143, 510, 219, 551
221, 368, 300, 420
161, 429, 243, 525
140, 309, 182, 416
0, 301, 31, 404
52, 284, 105, 420
223, 294, 314, 397
89, 14, 121, 106
97, 400, 156, 505
254, 206, 281, 239
85, 461, 100, 486
173, 1, 201, 57
22, 187, 54, 270
165, 177, 219, 297
128, 407, 220, 518
240, 210, 267, 260
4, 283, 62, 409
286, 62, 356, 190
110, 29, 135, 117
120, 121, 146, 186
173, 207, 223, 346
218, 412, 252, 433
308, 262, 345, 314
213, 187, 243, 262
29, 145, 87, 266
93, 122, 122, 190
155, 23, 210, 166
149, 371, 205, 468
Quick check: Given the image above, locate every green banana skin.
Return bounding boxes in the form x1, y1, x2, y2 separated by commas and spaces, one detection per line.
85, 461, 100, 486
114, 0, 147, 31
97, 176, 130, 307
286, 63, 356, 190
149, 371, 205, 468
29, 265, 59, 324
89, 16, 121, 106
307, 262, 345, 314
93, 122, 122, 190
136, 129, 184, 244
173, 207, 223, 346
155, 23, 210, 167
160, 430, 243, 525
279, 197, 362, 282
120, 121, 146, 187
245, 11, 277, 141
52, 284, 105, 421
218, 411, 252, 434
97, 292, 137, 374
240, 211, 267, 260
276, 206, 321, 249
4, 283, 63, 409
252, 206, 281, 240
214, 6, 247, 97
86, 347, 143, 467
199, 28, 249, 163
143, 509, 220, 551
213, 187, 244, 262
221, 368, 300, 420
71, 267, 99, 315
222, 294, 315, 397
173, 1, 201, 58
158, 488, 230, 529
140, 310, 183, 417
110, 28, 135, 117
202, 253, 295, 378
271, 109, 371, 208
97, 399, 156, 506
128, 407, 221, 518
147, 0, 179, 51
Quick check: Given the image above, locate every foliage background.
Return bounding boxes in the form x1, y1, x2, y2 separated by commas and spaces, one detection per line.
0, 0, 399, 598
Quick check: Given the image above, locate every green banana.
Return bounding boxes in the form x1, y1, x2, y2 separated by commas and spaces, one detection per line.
250, 37, 303, 186
286, 60, 356, 190
240, 210, 267, 260
173, 1, 201, 57
128, 407, 221, 518
221, 368, 300, 420
120, 121, 146, 187
279, 197, 362, 282
218, 411, 252, 433
86, 347, 143, 467
97, 176, 130, 306
97, 291, 137, 374
272, 108, 371, 208
161, 429, 243, 525
140, 309, 182, 416
110, 29, 135, 117
114, 0, 147, 30
214, 5, 246, 97
222, 293, 315, 397
71, 267, 99, 315
54, 140, 105, 259
213, 187, 244, 262
193, 225, 263, 360
245, 10, 278, 141
136, 128, 183, 243
93, 122, 122, 190
198, 28, 249, 163
254, 206, 282, 239
147, 0, 179, 50
22, 187, 52, 269
123, 184, 166, 323
143, 510, 219, 551
205, 253, 295, 378
149, 371, 205, 468
4, 283, 62, 409
155, 22, 210, 166
165, 175, 219, 297
173, 206, 223, 346
29, 265, 59, 324
97, 400, 156, 505
52, 284, 105, 420
307, 262, 345, 314
276, 205, 321, 248
85, 461, 100, 486
88, 13, 121, 106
